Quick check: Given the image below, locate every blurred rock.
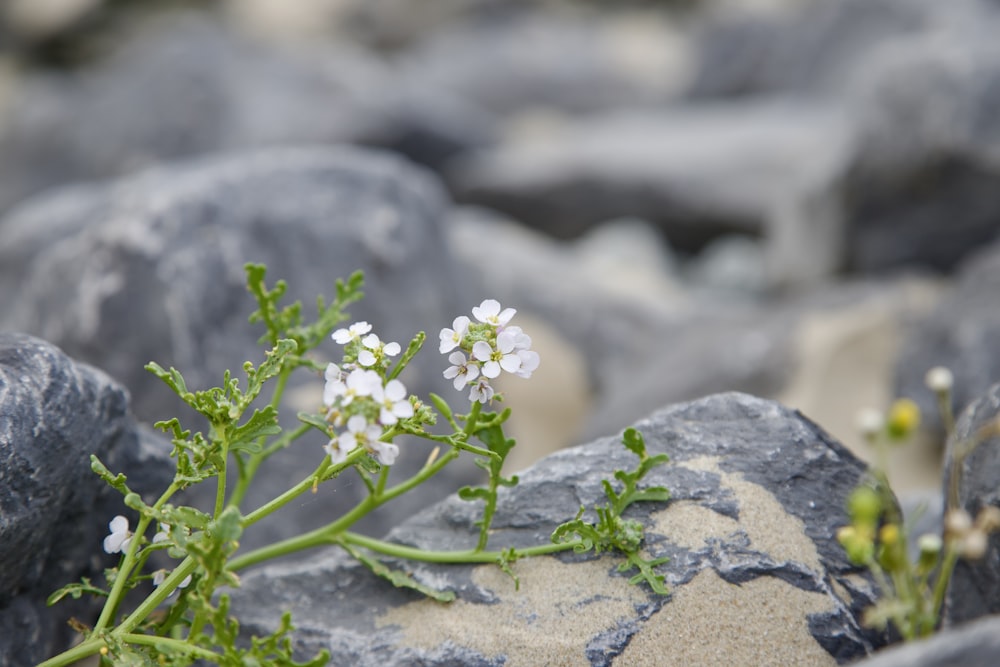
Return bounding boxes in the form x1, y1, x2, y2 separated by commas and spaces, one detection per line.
450, 98, 848, 248
853, 614, 1000, 667
230, 392, 889, 665
0, 333, 173, 666
686, 0, 951, 98
941, 382, 1000, 627
397, 10, 687, 117
0, 13, 492, 214
0, 145, 475, 548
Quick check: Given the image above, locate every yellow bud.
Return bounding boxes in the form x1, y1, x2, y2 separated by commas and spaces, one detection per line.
879, 523, 900, 546
886, 398, 920, 440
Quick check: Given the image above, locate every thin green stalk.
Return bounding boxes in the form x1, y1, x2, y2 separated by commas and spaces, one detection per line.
229, 367, 293, 508
119, 633, 219, 660
242, 452, 358, 527
338, 531, 577, 563
231, 447, 461, 571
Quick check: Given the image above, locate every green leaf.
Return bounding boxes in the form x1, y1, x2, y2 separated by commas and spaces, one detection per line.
47, 577, 108, 606
229, 407, 281, 452
91, 455, 132, 496
388, 332, 425, 381
297, 411, 333, 434
340, 542, 455, 602
622, 427, 647, 459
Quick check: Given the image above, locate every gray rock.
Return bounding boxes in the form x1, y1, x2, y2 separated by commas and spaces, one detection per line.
895, 240, 1000, 433
686, 0, 962, 98
229, 392, 890, 665
941, 382, 1000, 626
853, 614, 1000, 667
449, 97, 849, 249
397, 10, 684, 117
0, 13, 491, 213
0, 333, 173, 666
0, 145, 475, 548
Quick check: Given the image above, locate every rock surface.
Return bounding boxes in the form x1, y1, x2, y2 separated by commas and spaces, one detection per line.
852, 613, 1000, 667
0, 146, 475, 548
229, 392, 889, 665
0, 333, 173, 667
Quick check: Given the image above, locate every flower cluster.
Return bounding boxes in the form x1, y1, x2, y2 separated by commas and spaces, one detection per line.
322, 322, 413, 465
439, 299, 539, 404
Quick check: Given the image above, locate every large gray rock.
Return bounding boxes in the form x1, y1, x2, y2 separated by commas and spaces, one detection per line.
0, 145, 474, 548
449, 98, 848, 249
854, 614, 1000, 667
0, 333, 173, 667
230, 393, 890, 665
0, 13, 491, 214
941, 382, 1000, 627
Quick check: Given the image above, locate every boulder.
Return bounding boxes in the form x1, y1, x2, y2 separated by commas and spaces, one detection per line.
229, 393, 890, 665
0, 333, 173, 666
853, 614, 1000, 667
941, 382, 1000, 626
449, 98, 848, 249
0, 145, 476, 548
0, 13, 491, 214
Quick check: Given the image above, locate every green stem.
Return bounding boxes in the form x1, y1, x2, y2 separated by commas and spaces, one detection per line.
228, 368, 293, 508
930, 543, 961, 626
339, 531, 577, 563
241, 452, 358, 528
119, 633, 219, 660
231, 447, 461, 571
93, 481, 182, 633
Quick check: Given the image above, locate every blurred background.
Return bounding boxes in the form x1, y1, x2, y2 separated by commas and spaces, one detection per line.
2, 0, 1000, 514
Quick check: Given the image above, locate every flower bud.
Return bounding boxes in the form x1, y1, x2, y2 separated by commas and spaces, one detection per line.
960, 530, 989, 560
924, 366, 954, 393
975, 505, 1000, 533
945, 508, 973, 538
856, 408, 884, 441
847, 486, 882, 526
917, 533, 942, 572
886, 399, 920, 441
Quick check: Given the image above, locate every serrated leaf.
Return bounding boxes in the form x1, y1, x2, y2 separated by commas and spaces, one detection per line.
229, 407, 281, 451
341, 542, 455, 602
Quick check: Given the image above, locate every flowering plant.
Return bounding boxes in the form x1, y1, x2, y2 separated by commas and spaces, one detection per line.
41, 265, 670, 666
838, 368, 1000, 641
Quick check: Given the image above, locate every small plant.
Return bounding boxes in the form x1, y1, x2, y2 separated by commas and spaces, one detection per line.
41, 265, 672, 666
838, 368, 1000, 641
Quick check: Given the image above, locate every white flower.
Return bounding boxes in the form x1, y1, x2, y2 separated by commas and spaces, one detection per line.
514, 349, 540, 379
469, 376, 494, 404
373, 379, 414, 425
439, 316, 471, 354
340, 414, 381, 453
104, 515, 133, 554
472, 333, 522, 379
472, 299, 516, 328
326, 368, 381, 406
370, 440, 400, 466
324, 436, 349, 464
443, 351, 480, 390
504, 325, 533, 350
152, 570, 192, 590
332, 321, 372, 345
358, 333, 402, 367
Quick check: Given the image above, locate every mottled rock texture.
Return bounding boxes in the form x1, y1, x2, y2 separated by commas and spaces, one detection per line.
229, 392, 890, 665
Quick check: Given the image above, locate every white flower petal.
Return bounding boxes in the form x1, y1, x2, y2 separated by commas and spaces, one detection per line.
472, 341, 493, 362
499, 353, 522, 373
357, 350, 377, 367
482, 360, 501, 379
384, 342, 401, 356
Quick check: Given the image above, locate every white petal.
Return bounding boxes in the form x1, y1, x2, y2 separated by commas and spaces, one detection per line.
109, 515, 129, 534
383, 342, 401, 356
453, 316, 470, 334
496, 331, 517, 353
482, 360, 501, 379
443, 365, 460, 380
497, 307, 516, 325
385, 380, 407, 401
332, 328, 352, 344
346, 415, 368, 433
500, 353, 522, 373
380, 407, 398, 425
393, 401, 414, 419
472, 341, 493, 362
357, 350, 377, 367
448, 351, 467, 365
472, 299, 500, 322
361, 333, 381, 349
373, 442, 399, 466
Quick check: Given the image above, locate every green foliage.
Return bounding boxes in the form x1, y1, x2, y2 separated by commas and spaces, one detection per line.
42, 266, 676, 667
551, 428, 671, 594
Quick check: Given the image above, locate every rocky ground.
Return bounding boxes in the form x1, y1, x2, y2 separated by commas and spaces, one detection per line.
2, 0, 1000, 665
